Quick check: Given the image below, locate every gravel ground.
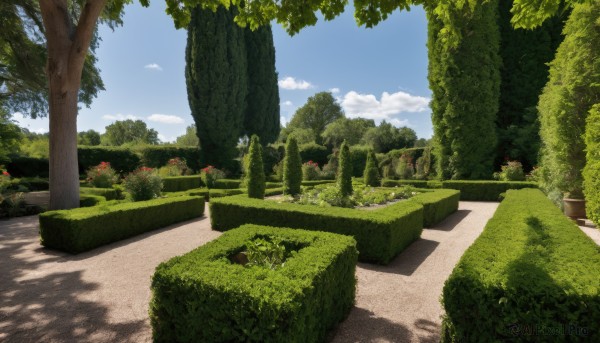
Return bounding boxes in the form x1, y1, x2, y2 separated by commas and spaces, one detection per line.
0, 202, 499, 342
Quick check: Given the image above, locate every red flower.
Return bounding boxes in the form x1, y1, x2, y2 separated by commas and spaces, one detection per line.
2, 171, 9, 176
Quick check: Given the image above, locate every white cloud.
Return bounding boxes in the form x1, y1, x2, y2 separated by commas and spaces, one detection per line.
341, 91, 430, 122
102, 113, 140, 121
147, 114, 185, 124
330, 87, 340, 94
280, 116, 289, 126
158, 134, 176, 143
281, 100, 293, 106
278, 76, 313, 90
144, 63, 163, 71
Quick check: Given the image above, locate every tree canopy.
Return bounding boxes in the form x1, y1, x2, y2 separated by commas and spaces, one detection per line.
362, 121, 417, 153
322, 117, 375, 147
101, 119, 159, 146
287, 92, 344, 144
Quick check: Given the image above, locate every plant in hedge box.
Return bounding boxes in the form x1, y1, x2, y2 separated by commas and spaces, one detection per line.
246, 135, 266, 199
200, 165, 226, 189
0, 167, 11, 194
123, 167, 162, 201
245, 237, 288, 270
364, 150, 380, 186
337, 141, 353, 197
283, 137, 302, 196
86, 162, 119, 188
158, 157, 191, 177
302, 160, 320, 181
495, 160, 526, 181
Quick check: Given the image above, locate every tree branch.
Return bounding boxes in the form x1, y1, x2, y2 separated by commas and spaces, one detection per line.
68, 0, 108, 82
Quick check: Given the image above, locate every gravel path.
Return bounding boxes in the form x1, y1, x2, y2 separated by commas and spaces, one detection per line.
0, 202, 498, 342
579, 219, 600, 245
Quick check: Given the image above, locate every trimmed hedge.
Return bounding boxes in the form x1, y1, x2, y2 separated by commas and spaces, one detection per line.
442, 189, 600, 341
213, 179, 242, 189
39, 196, 205, 253
210, 194, 424, 264
79, 187, 122, 201
162, 175, 204, 192
79, 194, 105, 207
299, 142, 330, 166
137, 146, 201, 171
150, 224, 357, 342
6, 156, 49, 177
78, 146, 141, 174
301, 180, 335, 187
411, 189, 460, 227
381, 179, 430, 188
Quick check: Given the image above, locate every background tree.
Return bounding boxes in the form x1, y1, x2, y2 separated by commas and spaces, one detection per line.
244, 25, 280, 144
322, 117, 375, 147
186, 5, 247, 170
283, 137, 302, 196
101, 120, 159, 146
0, 106, 23, 163
362, 121, 417, 153
175, 124, 200, 146
496, 0, 566, 170
246, 135, 266, 199
584, 104, 600, 226
427, 0, 501, 180
364, 150, 380, 187
337, 141, 353, 197
538, 0, 600, 202
277, 127, 316, 145
77, 130, 101, 146
287, 92, 344, 144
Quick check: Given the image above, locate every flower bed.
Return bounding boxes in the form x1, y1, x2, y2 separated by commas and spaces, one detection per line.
150, 224, 357, 342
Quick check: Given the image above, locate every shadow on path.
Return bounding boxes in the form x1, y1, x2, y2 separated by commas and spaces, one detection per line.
360, 239, 440, 276
425, 209, 471, 232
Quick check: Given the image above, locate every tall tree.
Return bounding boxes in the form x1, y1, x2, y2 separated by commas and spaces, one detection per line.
496, 0, 566, 170
101, 120, 159, 146
244, 25, 280, 144
186, 5, 247, 170
175, 124, 200, 146
322, 117, 375, 147
427, 0, 501, 180
538, 0, 600, 202
78, 129, 101, 146
362, 121, 417, 153
287, 92, 344, 144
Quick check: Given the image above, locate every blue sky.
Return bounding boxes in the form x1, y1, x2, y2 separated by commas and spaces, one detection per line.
15, 2, 431, 142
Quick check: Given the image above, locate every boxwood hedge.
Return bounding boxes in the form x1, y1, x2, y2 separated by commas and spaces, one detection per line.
442, 189, 600, 341
79, 186, 122, 200
162, 175, 204, 192
411, 189, 460, 227
39, 196, 205, 253
150, 224, 357, 343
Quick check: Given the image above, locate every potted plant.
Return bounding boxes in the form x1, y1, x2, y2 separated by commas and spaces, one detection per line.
563, 176, 586, 221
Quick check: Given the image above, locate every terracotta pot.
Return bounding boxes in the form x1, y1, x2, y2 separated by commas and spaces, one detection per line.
563, 198, 586, 220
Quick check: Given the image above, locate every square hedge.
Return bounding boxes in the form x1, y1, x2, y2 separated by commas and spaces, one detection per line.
150, 225, 358, 343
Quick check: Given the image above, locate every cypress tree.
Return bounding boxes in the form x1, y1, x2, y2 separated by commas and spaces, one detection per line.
584, 104, 600, 226
246, 135, 266, 199
496, 0, 565, 170
244, 25, 280, 144
427, 1, 501, 180
337, 141, 353, 197
364, 150, 380, 187
283, 136, 302, 196
185, 6, 247, 170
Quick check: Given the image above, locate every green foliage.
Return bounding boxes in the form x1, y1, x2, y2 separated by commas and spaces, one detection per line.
538, 1, 600, 200
496, 160, 526, 181
395, 154, 415, 180
0, 112, 22, 163
6, 156, 49, 177
584, 104, 600, 226
287, 92, 344, 144
364, 150, 380, 187
411, 189, 460, 227
441, 180, 538, 201
78, 146, 140, 174
428, 1, 500, 180
301, 161, 320, 181
200, 166, 226, 189
39, 196, 205, 254
162, 175, 204, 192
175, 124, 200, 147
299, 142, 330, 166
245, 236, 287, 270
150, 225, 357, 342
138, 146, 201, 172
283, 137, 302, 196
123, 168, 163, 201
101, 119, 159, 146
246, 135, 266, 199
362, 121, 417, 153
210, 193, 424, 264
158, 157, 191, 177
496, 0, 565, 170
337, 142, 353, 197
441, 189, 600, 341
349, 145, 369, 177
79, 194, 105, 208
212, 178, 241, 189
278, 127, 315, 145
244, 25, 280, 144
18, 133, 49, 158
79, 187, 122, 201
186, 6, 247, 170
86, 162, 118, 188
77, 130, 101, 146
322, 117, 375, 147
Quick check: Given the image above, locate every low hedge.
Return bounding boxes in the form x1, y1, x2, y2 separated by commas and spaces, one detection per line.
411, 189, 460, 227
137, 146, 201, 171
301, 180, 335, 187
210, 194, 425, 264
162, 175, 203, 192
442, 189, 600, 341
79, 194, 105, 207
213, 179, 242, 189
39, 196, 205, 253
150, 224, 357, 342
77, 146, 141, 174
79, 187, 122, 201
6, 156, 49, 177
381, 179, 430, 188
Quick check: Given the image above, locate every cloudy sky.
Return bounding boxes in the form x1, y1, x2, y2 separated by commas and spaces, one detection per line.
14, 2, 431, 142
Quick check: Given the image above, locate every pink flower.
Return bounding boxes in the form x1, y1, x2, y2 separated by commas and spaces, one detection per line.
2, 171, 9, 176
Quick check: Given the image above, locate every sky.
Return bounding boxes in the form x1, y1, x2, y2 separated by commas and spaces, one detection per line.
14, 2, 431, 142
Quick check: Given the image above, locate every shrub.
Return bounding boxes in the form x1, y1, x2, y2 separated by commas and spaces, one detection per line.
302, 160, 321, 181
283, 137, 302, 196
246, 135, 266, 199
441, 180, 537, 201
497, 160, 526, 181
442, 189, 600, 341
349, 145, 370, 177
364, 150, 380, 187
381, 179, 430, 188
78, 146, 140, 174
319, 161, 337, 180
79, 194, 105, 207
161, 175, 203, 192
123, 167, 162, 201
40, 196, 205, 253
210, 194, 426, 264
200, 165, 226, 189
80, 187, 121, 201
0, 167, 10, 194
337, 141, 353, 197
584, 104, 600, 226
299, 142, 329, 166
150, 225, 357, 342
271, 161, 284, 181
86, 162, 119, 188
158, 157, 192, 177
6, 156, 49, 177
395, 154, 415, 179
212, 178, 241, 189
137, 146, 201, 172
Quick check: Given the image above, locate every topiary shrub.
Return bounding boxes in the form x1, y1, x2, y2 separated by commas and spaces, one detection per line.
584, 104, 600, 226
337, 141, 353, 197
364, 150, 380, 187
283, 137, 302, 196
246, 135, 266, 199
349, 145, 370, 177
